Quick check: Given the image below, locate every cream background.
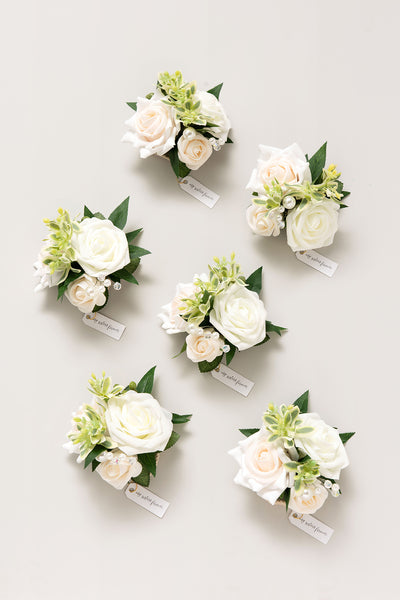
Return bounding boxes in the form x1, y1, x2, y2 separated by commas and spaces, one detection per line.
1, 1, 399, 598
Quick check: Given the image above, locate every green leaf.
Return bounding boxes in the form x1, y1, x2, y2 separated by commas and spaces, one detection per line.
112, 269, 138, 284
57, 268, 82, 299
254, 333, 271, 347
339, 203, 348, 209
226, 137, 233, 144
126, 228, 143, 243
239, 428, 259, 437
245, 266, 262, 294
339, 432, 355, 444
172, 413, 192, 424
173, 340, 187, 358
108, 197, 129, 229
165, 430, 180, 450
84, 206, 94, 218
207, 83, 223, 100
131, 467, 150, 487
137, 452, 158, 477
278, 488, 290, 511
91, 459, 100, 472
308, 142, 327, 182
92, 212, 105, 220
168, 147, 191, 178
129, 245, 151, 259
265, 321, 286, 336
127, 101, 137, 111
293, 390, 309, 413
93, 287, 109, 312
341, 190, 351, 199
83, 445, 107, 469
198, 353, 223, 373
136, 366, 156, 394
225, 344, 236, 365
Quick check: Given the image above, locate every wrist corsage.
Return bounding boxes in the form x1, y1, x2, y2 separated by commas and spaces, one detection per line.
34, 197, 150, 314
229, 391, 354, 515
246, 143, 350, 252
158, 254, 285, 373
122, 70, 232, 179
64, 367, 191, 491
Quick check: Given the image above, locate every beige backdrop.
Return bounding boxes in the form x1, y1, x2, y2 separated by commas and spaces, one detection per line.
1, 1, 398, 598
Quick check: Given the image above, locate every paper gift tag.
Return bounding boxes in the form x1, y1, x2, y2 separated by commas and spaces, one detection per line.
179, 176, 220, 208
125, 483, 169, 518
211, 364, 255, 397
82, 312, 126, 340
288, 510, 334, 544
295, 250, 338, 277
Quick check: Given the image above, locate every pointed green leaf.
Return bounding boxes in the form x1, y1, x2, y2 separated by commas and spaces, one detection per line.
131, 466, 150, 487
165, 430, 180, 450
137, 452, 158, 477
57, 268, 82, 299
168, 147, 191, 178
207, 83, 223, 100
83, 445, 107, 469
225, 344, 236, 365
171, 413, 192, 424
109, 197, 129, 229
265, 321, 286, 336
84, 206, 94, 218
126, 228, 143, 243
308, 142, 327, 182
127, 102, 137, 111
239, 428, 259, 437
129, 245, 151, 259
173, 340, 187, 359
278, 488, 290, 511
112, 269, 138, 285
226, 137, 233, 144
198, 353, 223, 373
136, 366, 156, 394
339, 432, 355, 444
293, 390, 309, 413
246, 266, 263, 294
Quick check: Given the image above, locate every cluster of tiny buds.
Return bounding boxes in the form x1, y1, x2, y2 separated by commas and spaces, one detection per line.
97, 274, 121, 291
324, 479, 341, 497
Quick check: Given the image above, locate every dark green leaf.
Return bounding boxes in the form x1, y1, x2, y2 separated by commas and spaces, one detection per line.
165, 430, 180, 450
173, 340, 187, 358
83, 445, 107, 469
341, 190, 351, 198
246, 266, 263, 294
127, 102, 137, 111
112, 269, 138, 284
172, 413, 192, 424
339, 432, 355, 444
57, 268, 82, 299
226, 137, 233, 144
265, 321, 286, 336
278, 488, 291, 511
126, 228, 143, 243
84, 206, 94, 218
136, 366, 156, 394
138, 452, 158, 477
293, 390, 309, 413
129, 245, 151, 259
239, 428, 259, 437
339, 203, 348, 209
198, 353, 223, 373
225, 344, 236, 365
168, 147, 191, 178
93, 287, 109, 312
108, 197, 129, 229
207, 83, 223, 100
91, 459, 100, 472
131, 467, 150, 487
254, 333, 271, 347
92, 212, 105, 220
308, 142, 327, 182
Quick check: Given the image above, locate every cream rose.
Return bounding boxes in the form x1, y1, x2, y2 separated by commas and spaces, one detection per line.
122, 97, 180, 158
229, 430, 292, 504
196, 91, 231, 144
246, 205, 282, 237
210, 283, 267, 351
246, 143, 311, 195
96, 451, 142, 490
158, 274, 208, 334
71, 217, 130, 277
186, 328, 224, 363
64, 274, 106, 313
289, 482, 328, 515
294, 413, 349, 479
177, 128, 213, 170
105, 391, 173, 456
286, 199, 339, 252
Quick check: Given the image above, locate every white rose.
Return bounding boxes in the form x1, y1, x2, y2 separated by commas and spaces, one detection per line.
295, 413, 349, 479
158, 273, 208, 334
105, 391, 173, 455
229, 429, 292, 505
33, 244, 65, 292
196, 91, 231, 144
246, 143, 311, 195
71, 217, 130, 277
288, 482, 328, 515
64, 274, 106, 313
186, 328, 224, 363
122, 97, 180, 158
96, 450, 142, 490
177, 128, 213, 170
246, 204, 282, 237
210, 282, 267, 351
286, 199, 339, 252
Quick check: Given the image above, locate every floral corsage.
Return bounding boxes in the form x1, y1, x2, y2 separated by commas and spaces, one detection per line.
229, 391, 354, 515
158, 254, 285, 373
122, 70, 232, 178
246, 143, 350, 252
64, 367, 191, 491
34, 197, 150, 314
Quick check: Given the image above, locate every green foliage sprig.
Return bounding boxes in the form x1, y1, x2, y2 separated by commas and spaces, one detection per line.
263, 403, 314, 447
42, 208, 80, 282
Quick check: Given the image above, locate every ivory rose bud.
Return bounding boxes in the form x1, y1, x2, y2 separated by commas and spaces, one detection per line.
247, 143, 311, 195
246, 205, 282, 237
289, 482, 328, 515
186, 328, 224, 363
96, 451, 142, 490
122, 97, 180, 158
71, 217, 130, 278
105, 391, 173, 455
229, 429, 292, 504
65, 274, 106, 313
210, 283, 267, 351
286, 199, 339, 252
196, 91, 231, 144
177, 128, 213, 170
294, 413, 349, 479
158, 274, 208, 334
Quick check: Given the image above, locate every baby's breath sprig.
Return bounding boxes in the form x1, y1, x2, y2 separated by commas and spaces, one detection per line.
42, 208, 80, 282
